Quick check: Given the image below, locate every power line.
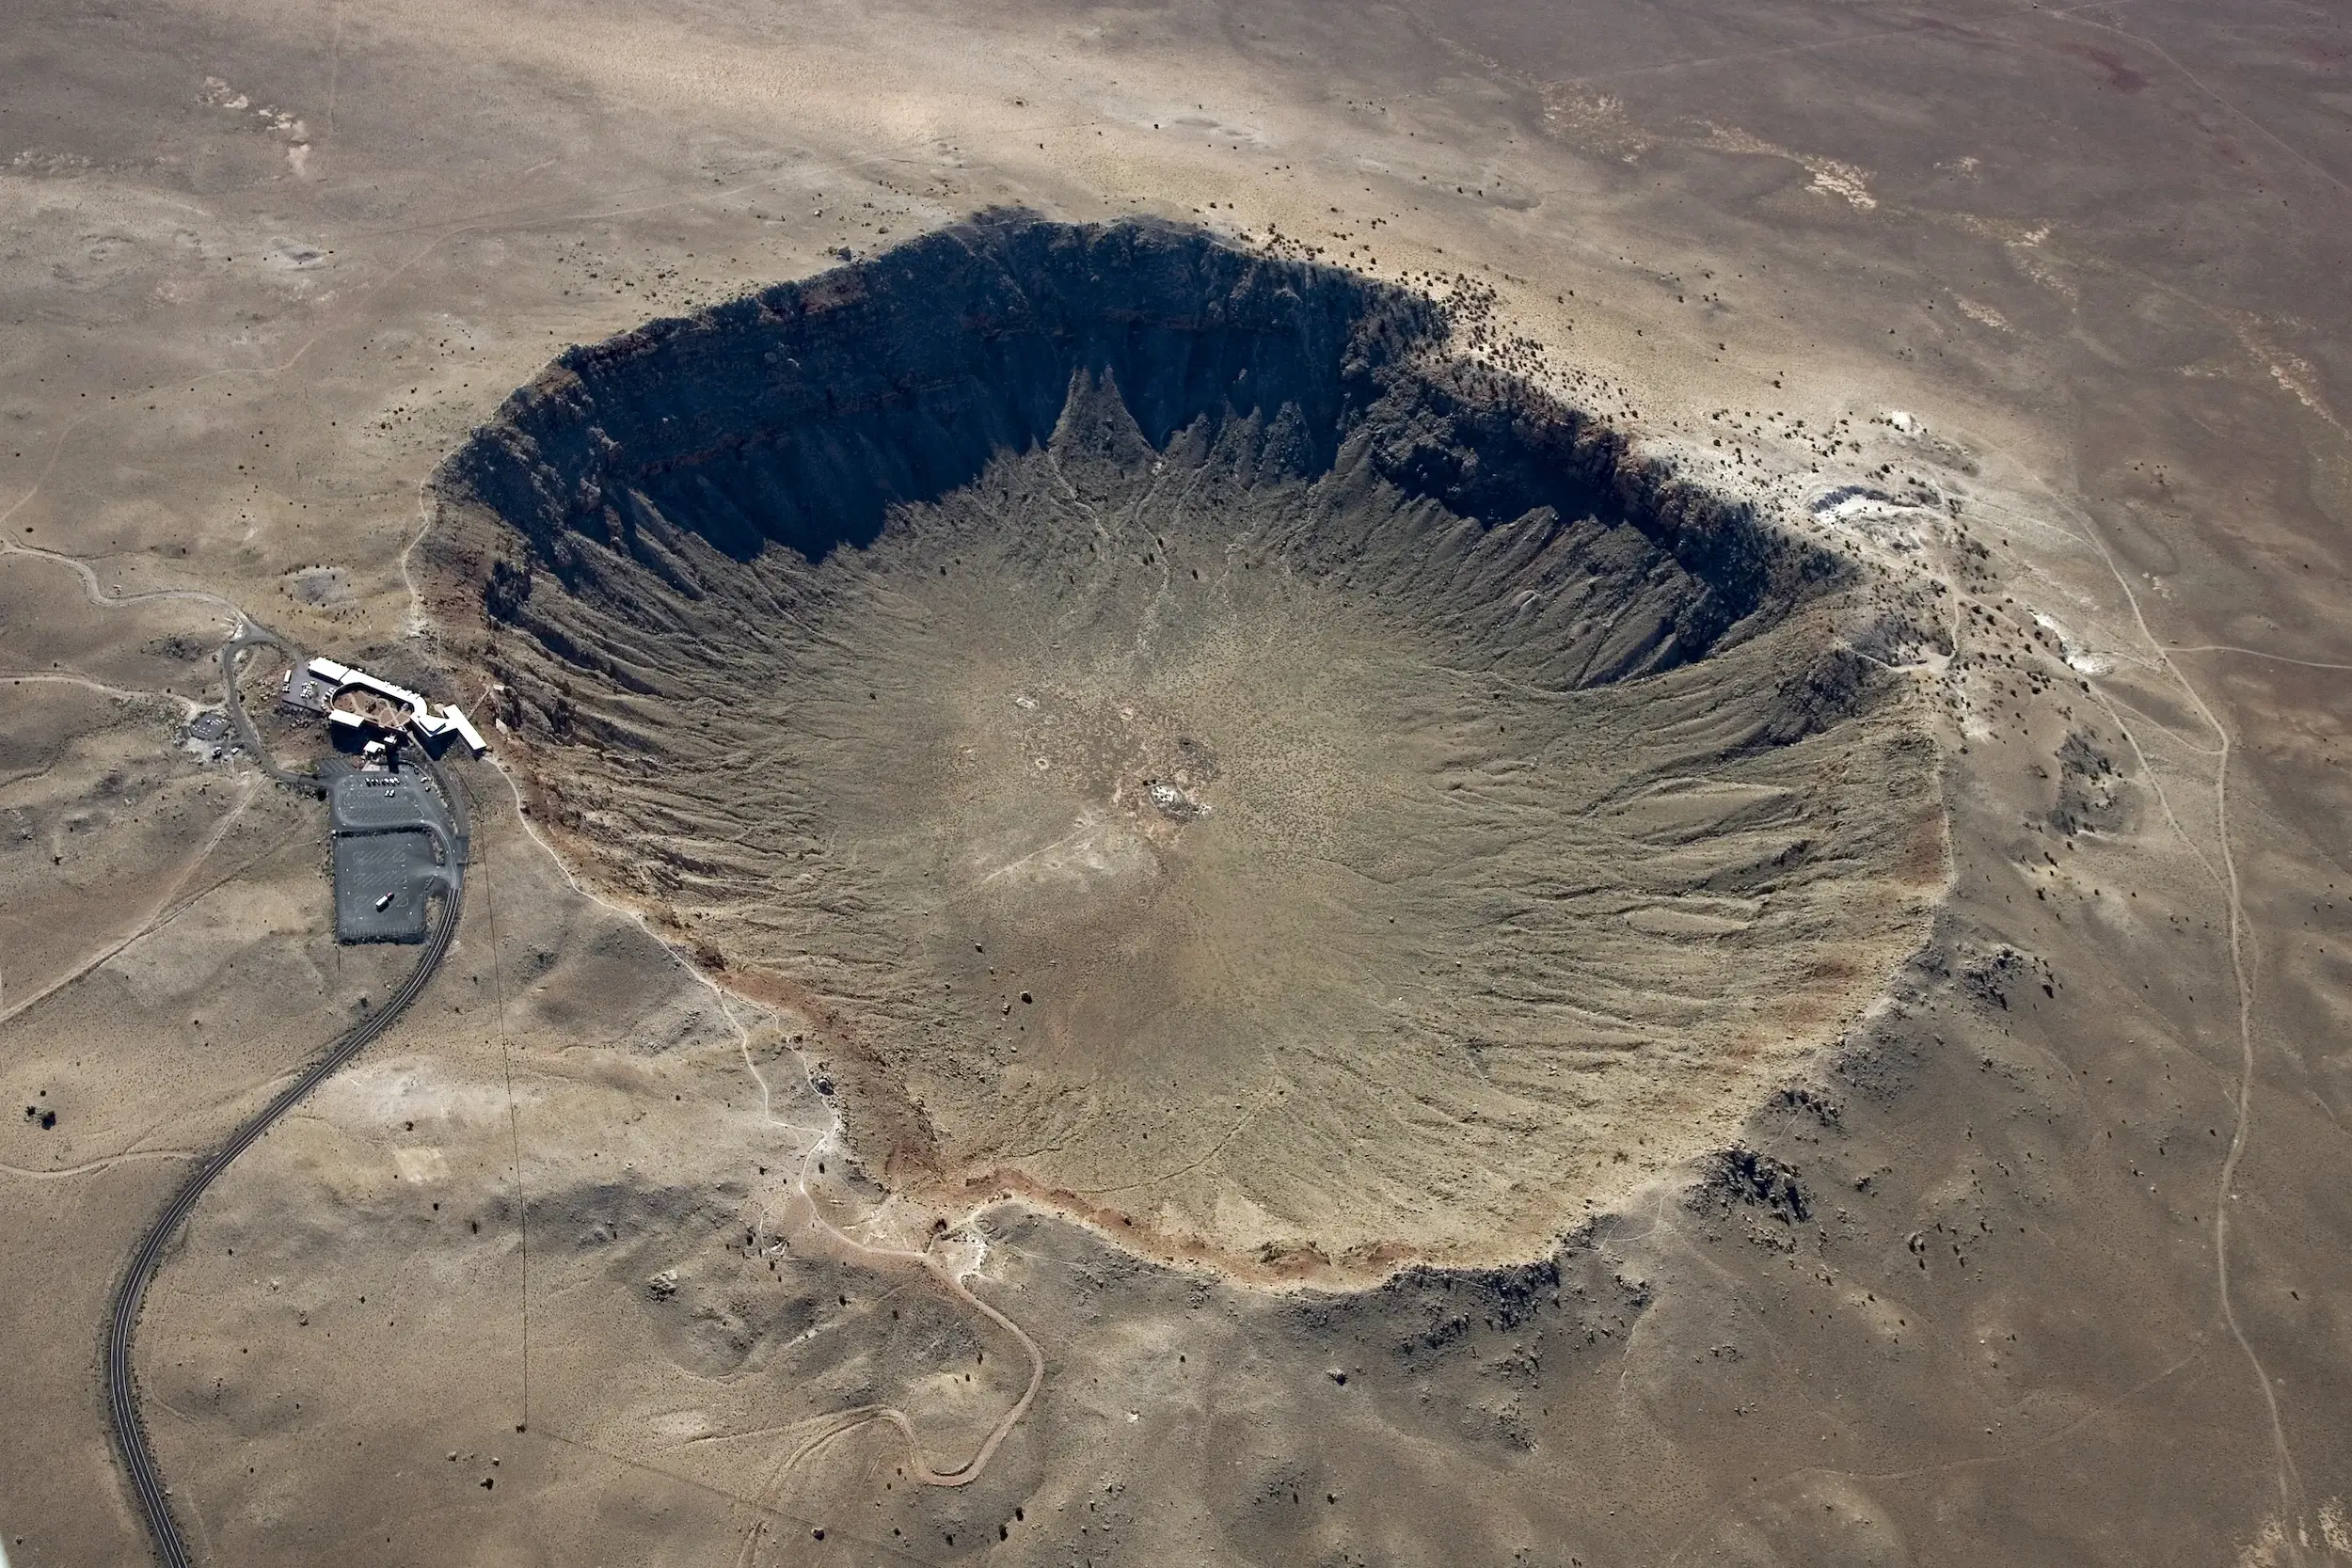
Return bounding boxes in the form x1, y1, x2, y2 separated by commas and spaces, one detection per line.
471, 780, 532, 1432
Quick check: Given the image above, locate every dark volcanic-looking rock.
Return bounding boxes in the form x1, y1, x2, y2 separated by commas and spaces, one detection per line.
424, 214, 1944, 1284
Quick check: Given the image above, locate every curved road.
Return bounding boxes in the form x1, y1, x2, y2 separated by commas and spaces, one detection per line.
215, 628, 327, 795
104, 632, 469, 1567
764, 1183, 1047, 1496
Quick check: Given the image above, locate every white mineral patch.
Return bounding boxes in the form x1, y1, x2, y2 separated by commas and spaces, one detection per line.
2034, 611, 2111, 674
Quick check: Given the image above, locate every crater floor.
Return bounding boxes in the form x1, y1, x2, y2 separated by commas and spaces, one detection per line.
428, 217, 1944, 1279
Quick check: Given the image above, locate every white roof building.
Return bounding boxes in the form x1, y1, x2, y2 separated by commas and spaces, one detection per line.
306, 656, 489, 756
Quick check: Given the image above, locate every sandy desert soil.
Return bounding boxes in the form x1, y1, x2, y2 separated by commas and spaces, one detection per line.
3, 0, 2351, 1563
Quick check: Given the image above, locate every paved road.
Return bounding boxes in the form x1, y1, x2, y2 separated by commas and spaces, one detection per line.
215, 628, 326, 794
105, 632, 469, 1567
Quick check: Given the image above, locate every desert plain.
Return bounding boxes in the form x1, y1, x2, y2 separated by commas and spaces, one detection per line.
3, 0, 2351, 1564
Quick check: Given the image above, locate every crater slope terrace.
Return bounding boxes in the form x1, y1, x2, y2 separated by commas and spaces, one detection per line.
424, 214, 1946, 1282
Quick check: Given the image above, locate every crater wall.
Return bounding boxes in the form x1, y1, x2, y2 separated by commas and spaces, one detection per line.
447, 214, 1811, 657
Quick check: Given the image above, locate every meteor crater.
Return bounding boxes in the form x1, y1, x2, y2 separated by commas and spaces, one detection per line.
427, 214, 1944, 1282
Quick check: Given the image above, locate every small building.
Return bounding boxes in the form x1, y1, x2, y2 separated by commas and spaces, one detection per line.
278, 669, 334, 717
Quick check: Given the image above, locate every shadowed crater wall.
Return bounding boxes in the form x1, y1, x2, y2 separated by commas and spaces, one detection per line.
424, 214, 1945, 1283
